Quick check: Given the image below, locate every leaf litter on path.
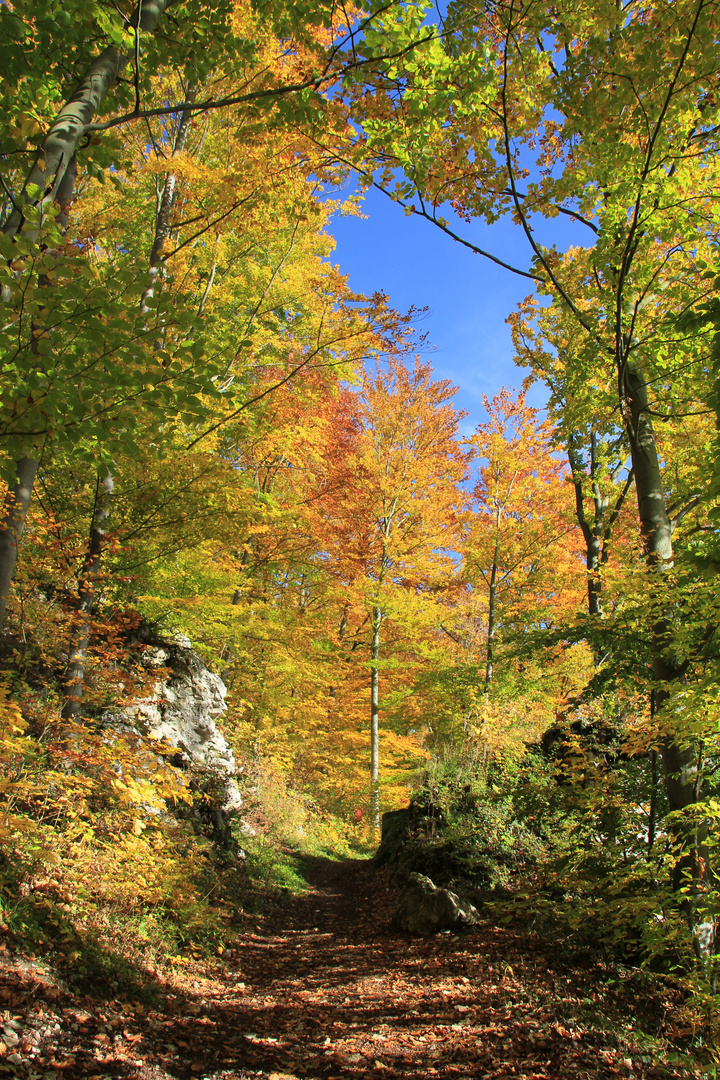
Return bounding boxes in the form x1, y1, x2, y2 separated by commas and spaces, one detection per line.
0, 856, 702, 1080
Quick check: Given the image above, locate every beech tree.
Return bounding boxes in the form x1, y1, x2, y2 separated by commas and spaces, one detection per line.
0, 0, 435, 624
309, 357, 468, 825
464, 389, 581, 700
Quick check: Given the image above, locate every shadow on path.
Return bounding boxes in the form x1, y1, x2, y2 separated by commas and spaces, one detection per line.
149, 856, 692, 1080
0, 856, 695, 1080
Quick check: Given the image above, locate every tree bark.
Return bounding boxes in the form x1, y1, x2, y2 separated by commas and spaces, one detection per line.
623, 362, 712, 952
0, 156, 80, 626
3, 0, 172, 240
483, 543, 498, 699
61, 472, 114, 718
623, 363, 691, 798
370, 605, 381, 829
648, 747, 658, 855
0, 458, 40, 627
567, 431, 632, 619
568, 434, 604, 616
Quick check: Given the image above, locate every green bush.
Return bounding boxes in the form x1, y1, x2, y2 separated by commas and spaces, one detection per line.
408, 743, 713, 977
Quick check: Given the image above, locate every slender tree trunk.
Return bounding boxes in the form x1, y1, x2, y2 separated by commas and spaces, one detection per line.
568, 435, 604, 617
484, 548, 498, 699
567, 432, 632, 619
0, 458, 40, 626
585, 529, 603, 616
648, 687, 658, 856
648, 748, 658, 854
370, 605, 381, 829
623, 362, 712, 953
61, 472, 114, 718
140, 86, 197, 314
0, 159, 79, 627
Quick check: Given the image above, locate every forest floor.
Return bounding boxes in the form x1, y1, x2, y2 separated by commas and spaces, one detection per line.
0, 857, 706, 1080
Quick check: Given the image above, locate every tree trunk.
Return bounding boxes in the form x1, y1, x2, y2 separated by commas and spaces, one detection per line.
568, 435, 604, 617
61, 473, 114, 718
567, 432, 632, 619
624, 363, 692, 799
0, 457, 40, 627
483, 546, 498, 699
0, 158, 79, 627
586, 533, 603, 615
140, 86, 197, 314
623, 362, 712, 953
3, 0, 172, 240
370, 605, 381, 829
648, 747, 658, 855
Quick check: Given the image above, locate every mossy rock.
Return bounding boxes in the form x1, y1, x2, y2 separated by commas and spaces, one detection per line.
374, 808, 411, 866
392, 873, 480, 935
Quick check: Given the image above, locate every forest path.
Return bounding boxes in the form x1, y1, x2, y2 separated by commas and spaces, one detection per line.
0, 857, 698, 1080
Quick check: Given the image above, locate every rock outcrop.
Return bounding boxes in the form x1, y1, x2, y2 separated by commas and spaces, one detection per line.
102, 628, 242, 813
392, 873, 480, 935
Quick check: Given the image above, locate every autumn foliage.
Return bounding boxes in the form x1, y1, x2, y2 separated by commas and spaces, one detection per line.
2, 1, 720, 1067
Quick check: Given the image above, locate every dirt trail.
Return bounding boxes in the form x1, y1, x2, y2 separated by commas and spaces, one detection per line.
0, 858, 699, 1080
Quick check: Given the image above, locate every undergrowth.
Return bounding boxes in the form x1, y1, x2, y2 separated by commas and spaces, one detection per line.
404, 745, 720, 1063
232, 757, 358, 901
0, 674, 357, 1002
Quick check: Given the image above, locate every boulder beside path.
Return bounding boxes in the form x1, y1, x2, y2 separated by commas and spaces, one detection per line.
392, 872, 480, 935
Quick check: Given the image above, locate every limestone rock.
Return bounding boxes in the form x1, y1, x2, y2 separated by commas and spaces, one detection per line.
392, 873, 480, 935
102, 630, 242, 813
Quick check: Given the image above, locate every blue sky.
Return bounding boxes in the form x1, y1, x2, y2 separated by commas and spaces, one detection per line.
328, 186, 585, 436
